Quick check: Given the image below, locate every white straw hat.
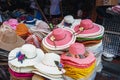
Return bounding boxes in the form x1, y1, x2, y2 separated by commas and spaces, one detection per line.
34, 53, 65, 74
8, 44, 45, 67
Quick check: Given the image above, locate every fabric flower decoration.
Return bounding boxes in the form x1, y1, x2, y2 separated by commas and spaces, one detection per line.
16, 51, 26, 63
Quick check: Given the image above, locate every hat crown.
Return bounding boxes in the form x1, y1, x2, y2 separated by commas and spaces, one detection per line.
8, 19, 18, 24
21, 44, 36, 58
80, 19, 93, 29
64, 15, 74, 24
42, 53, 60, 67
26, 15, 34, 21
52, 28, 66, 41
16, 23, 28, 32
69, 43, 85, 55
0, 29, 17, 43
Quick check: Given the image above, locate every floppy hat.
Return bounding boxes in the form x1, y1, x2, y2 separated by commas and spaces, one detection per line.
3, 18, 19, 30
42, 27, 76, 50
15, 23, 30, 39
72, 19, 104, 37
61, 43, 96, 66
57, 15, 81, 28
8, 44, 44, 67
34, 53, 65, 75
30, 20, 51, 34
0, 24, 25, 51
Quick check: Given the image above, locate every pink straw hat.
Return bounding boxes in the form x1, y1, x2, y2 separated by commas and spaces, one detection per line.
69, 43, 85, 55
73, 19, 104, 37
61, 43, 96, 67
3, 19, 18, 30
42, 27, 76, 50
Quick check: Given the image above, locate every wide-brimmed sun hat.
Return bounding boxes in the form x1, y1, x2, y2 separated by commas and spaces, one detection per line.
42, 27, 76, 50
61, 43, 96, 67
34, 53, 65, 75
8, 44, 44, 67
72, 19, 104, 37
0, 24, 25, 51
57, 15, 81, 28
3, 18, 19, 30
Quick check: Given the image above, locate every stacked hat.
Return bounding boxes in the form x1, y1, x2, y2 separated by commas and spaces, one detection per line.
8, 44, 44, 80
33, 53, 65, 80
41, 27, 76, 54
3, 18, 19, 30
16, 23, 30, 39
57, 15, 81, 28
61, 43, 96, 80
72, 19, 104, 71
0, 24, 25, 51
72, 19, 104, 54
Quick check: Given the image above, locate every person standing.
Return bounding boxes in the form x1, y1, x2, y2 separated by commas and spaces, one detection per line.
49, 0, 62, 18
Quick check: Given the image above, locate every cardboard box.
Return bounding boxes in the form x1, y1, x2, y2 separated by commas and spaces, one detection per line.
96, 0, 118, 6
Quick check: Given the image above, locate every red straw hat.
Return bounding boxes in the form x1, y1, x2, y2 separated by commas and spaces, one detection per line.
42, 27, 76, 50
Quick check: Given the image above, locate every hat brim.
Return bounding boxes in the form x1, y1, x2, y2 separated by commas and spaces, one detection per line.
61, 51, 96, 65
32, 71, 64, 80
8, 48, 44, 67
73, 23, 104, 37
0, 36, 25, 51
9, 68, 34, 78
24, 19, 36, 24
8, 63, 35, 73
42, 28, 76, 50
57, 19, 81, 28
34, 62, 65, 75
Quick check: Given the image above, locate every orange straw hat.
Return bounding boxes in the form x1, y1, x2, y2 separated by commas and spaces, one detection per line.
16, 23, 30, 39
